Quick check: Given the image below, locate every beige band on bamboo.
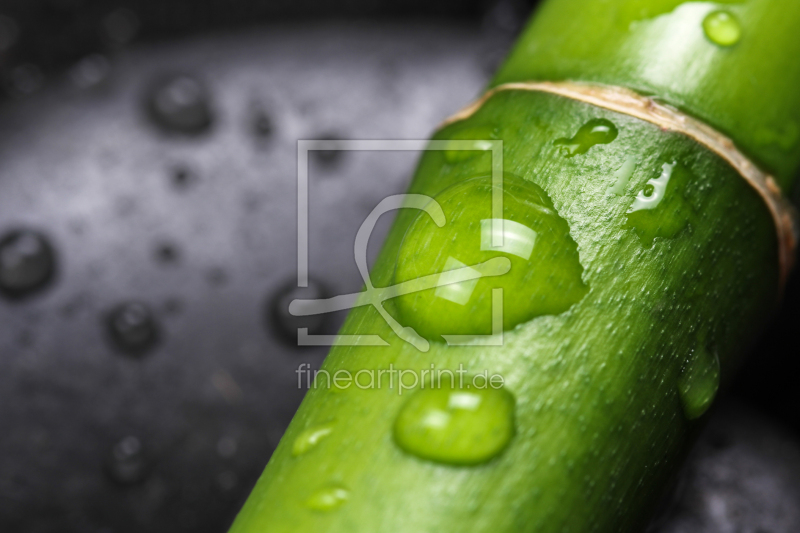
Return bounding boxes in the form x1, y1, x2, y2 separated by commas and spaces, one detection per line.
442, 81, 798, 290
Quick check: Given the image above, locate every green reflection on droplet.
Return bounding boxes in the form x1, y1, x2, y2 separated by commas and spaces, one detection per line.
554, 118, 618, 157
393, 382, 515, 465
703, 10, 741, 47
677, 346, 721, 420
624, 162, 697, 247
292, 423, 334, 456
305, 486, 350, 512
393, 173, 588, 341
443, 125, 498, 164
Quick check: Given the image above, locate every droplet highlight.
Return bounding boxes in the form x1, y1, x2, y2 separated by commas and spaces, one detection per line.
607, 157, 637, 196
305, 486, 350, 511
555, 118, 618, 157
624, 162, 697, 247
104, 436, 149, 485
677, 346, 720, 420
443, 125, 498, 164
293, 424, 334, 456
106, 302, 160, 355
0, 229, 56, 298
393, 382, 516, 465
703, 10, 741, 47
268, 279, 330, 342
393, 174, 588, 341
146, 74, 213, 134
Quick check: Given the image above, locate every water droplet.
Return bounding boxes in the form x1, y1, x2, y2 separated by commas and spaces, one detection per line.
443, 125, 498, 164
154, 242, 180, 265
393, 382, 516, 465
0, 15, 20, 52
206, 267, 228, 287
70, 54, 110, 89
102, 8, 140, 45
268, 279, 330, 343
0, 229, 56, 298
106, 302, 160, 355
146, 74, 213, 134
624, 162, 697, 247
217, 470, 238, 492
9, 64, 44, 95
216, 436, 238, 459
252, 109, 273, 139
555, 118, 618, 157
677, 346, 720, 420
607, 157, 637, 196
104, 436, 148, 485
305, 486, 350, 511
393, 174, 587, 341
312, 134, 345, 166
292, 424, 334, 456
703, 10, 741, 47
171, 165, 197, 189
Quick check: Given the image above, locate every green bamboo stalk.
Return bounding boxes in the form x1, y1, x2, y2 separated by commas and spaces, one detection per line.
230, 1, 800, 531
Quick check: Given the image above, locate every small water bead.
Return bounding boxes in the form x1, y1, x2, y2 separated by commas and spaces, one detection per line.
102, 8, 140, 45
252, 109, 273, 139
393, 174, 587, 341
146, 74, 213, 134
154, 242, 180, 264
677, 346, 720, 420
703, 10, 741, 47
106, 302, 160, 355
0, 229, 56, 298
305, 486, 350, 511
555, 118, 618, 157
393, 382, 516, 465
607, 157, 637, 196
70, 54, 110, 89
442, 125, 498, 164
104, 436, 149, 485
624, 162, 697, 247
293, 424, 334, 456
268, 278, 330, 343
312, 133, 346, 166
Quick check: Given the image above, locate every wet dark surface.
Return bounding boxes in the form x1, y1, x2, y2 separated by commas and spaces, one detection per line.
0, 3, 798, 533
0, 20, 501, 533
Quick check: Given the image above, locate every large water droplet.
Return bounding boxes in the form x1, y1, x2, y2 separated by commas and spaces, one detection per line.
624, 162, 696, 247
555, 118, 618, 157
677, 346, 720, 420
0, 229, 56, 298
106, 302, 160, 355
393, 382, 516, 465
393, 174, 587, 341
305, 486, 350, 511
703, 10, 741, 47
268, 279, 330, 343
104, 436, 149, 485
443, 125, 498, 164
146, 74, 213, 134
292, 423, 334, 456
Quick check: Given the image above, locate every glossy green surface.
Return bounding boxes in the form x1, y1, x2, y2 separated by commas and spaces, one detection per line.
231, 89, 780, 533
393, 174, 587, 340
393, 382, 516, 465
493, 0, 800, 189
